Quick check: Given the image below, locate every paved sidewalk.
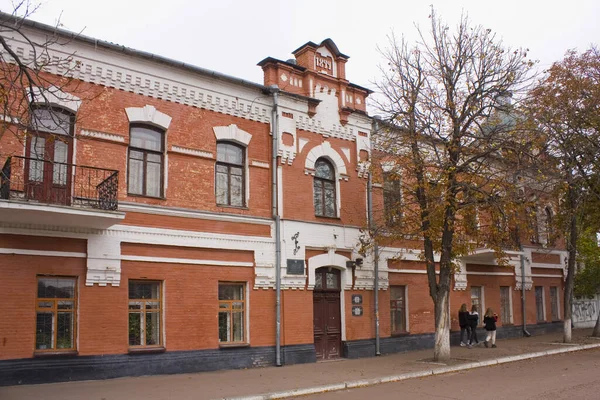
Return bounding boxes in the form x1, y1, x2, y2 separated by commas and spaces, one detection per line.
1, 329, 599, 400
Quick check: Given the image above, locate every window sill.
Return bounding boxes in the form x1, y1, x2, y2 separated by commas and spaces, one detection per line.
219, 343, 250, 349
315, 215, 341, 220
216, 204, 249, 210
128, 193, 166, 200
128, 346, 166, 355
391, 332, 410, 337
33, 350, 78, 358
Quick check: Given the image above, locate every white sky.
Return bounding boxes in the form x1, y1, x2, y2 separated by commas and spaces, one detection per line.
1, 0, 599, 93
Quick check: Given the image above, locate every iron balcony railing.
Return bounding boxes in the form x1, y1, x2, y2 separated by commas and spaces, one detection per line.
1, 156, 119, 211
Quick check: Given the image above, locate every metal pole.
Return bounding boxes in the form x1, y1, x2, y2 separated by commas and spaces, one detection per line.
270, 86, 283, 366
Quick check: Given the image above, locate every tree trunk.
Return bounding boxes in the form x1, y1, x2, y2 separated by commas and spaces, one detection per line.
592, 310, 600, 338
433, 287, 451, 361
563, 178, 577, 343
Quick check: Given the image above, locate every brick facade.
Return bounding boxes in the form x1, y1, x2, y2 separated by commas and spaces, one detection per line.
0, 16, 567, 384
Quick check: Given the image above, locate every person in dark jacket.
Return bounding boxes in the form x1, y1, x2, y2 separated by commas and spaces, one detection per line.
483, 307, 498, 348
458, 303, 471, 347
468, 304, 480, 347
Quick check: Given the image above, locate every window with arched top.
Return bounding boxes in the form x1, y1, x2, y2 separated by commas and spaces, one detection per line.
216, 141, 245, 207
313, 158, 336, 217
128, 124, 165, 198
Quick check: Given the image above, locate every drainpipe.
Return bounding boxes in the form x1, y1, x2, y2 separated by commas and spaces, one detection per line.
369, 117, 381, 356
269, 85, 283, 366
520, 244, 531, 337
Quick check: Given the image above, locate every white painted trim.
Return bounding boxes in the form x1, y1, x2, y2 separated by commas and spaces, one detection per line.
251, 160, 270, 169
304, 141, 347, 175
29, 85, 82, 113
0, 248, 86, 258
531, 274, 563, 278
213, 124, 252, 146
121, 255, 253, 267
125, 105, 172, 130
530, 263, 564, 269
467, 272, 514, 276
80, 129, 126, 143
170, 145, 213, 159
0, 114, 19, 123
118, 203, 273, 225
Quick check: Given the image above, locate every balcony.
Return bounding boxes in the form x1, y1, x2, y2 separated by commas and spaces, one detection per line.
0, 156, 125, 229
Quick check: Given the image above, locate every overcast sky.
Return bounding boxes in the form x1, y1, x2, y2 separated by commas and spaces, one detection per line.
1, 0, 599, 93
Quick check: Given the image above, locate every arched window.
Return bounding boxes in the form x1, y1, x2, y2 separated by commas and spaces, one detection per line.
128, 125, 164, 197
314, 158, 336, 217
216, 141, 245, 207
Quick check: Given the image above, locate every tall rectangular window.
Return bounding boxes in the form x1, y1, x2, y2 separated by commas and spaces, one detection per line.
550, 286, 560, 321
313, 158, 337, 217
128, 125, 164, 198
218, 283, 246, 343
535, 286, 545, 322
128, 281, 162, 347
35, 277, 77, 351
383, 171, 402, 226
471, 286, 483, 311
390, 285, 407, 334
500, 286, 512, 324
216, 142, 245, 207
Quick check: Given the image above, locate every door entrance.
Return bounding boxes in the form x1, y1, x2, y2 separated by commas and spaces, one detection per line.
24, 108, 74, 205
313, 267, 342, 361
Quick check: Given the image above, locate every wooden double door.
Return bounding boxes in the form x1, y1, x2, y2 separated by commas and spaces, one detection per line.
25, 132, 73, 205
313, 267, 342, 361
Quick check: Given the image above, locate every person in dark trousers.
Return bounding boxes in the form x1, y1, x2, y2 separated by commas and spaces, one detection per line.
458, 303, 471, 347
483, 307, 498, 348
468, 304, 480, 347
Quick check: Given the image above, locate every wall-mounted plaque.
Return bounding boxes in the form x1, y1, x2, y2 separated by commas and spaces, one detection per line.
352, 306, 363, 316
352, 294, 363, 305
286, 259, 305, 275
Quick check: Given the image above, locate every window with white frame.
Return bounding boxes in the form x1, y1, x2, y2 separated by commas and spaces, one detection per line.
390, 285, 407, 334
500, 286, 513, 324
128, 125, 165, 197
383, 171, 402, 227
313, 158, 336, 217
550, 286, 560, 321
216, 142, 245, 207
535, 286, 545, 322
471, 286, 483, 321
128, 281, 162, 347
218, 283, 246, 343
35, 276, 77, 351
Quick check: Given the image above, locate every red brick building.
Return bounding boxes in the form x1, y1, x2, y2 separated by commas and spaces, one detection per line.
0, 15, 566, 385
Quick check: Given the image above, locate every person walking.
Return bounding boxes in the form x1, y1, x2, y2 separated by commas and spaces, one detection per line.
458, 304, 471, 347
483, 308, 498, 348
468, 304, 480, 347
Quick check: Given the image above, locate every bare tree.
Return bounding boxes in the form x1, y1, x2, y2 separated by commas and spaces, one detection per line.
0, 1, 84, 149
373, 8, 538, 361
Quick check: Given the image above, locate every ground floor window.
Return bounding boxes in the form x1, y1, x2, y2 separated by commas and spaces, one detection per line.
550, 286, 560, 321
35, 276, 77, 351
128, 281, 162, 347
500, 286, 512, 324
535, 286, 545, 322
219, 283, 246, 343
390, 285, 407, 334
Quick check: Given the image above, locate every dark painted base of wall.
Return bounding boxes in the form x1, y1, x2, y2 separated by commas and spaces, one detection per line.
343, 321, 563, 359
0, 322, 563, 387
0, 344, 316, 387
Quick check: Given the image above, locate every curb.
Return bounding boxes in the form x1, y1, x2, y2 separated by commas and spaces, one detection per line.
221, 343, 600, 400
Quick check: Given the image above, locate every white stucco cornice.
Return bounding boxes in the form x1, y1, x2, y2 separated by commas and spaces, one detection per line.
125, 105, 172, 130
213, 124, 252, 146
304, 141, 347, 175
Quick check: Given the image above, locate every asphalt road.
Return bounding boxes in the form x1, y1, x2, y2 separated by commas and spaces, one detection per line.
307, 349, 600, 400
